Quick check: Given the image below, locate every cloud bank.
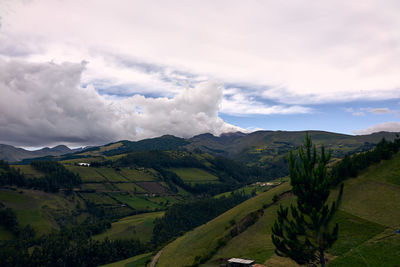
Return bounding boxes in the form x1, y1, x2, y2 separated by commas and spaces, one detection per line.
2, 0, 400, 104
0, 59, 241, 146
353, 122, 400, 135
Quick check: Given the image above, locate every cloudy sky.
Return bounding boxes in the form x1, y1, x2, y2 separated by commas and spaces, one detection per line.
1, 0, 400, 147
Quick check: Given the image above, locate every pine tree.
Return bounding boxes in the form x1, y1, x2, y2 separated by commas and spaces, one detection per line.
271, 134, 343, 267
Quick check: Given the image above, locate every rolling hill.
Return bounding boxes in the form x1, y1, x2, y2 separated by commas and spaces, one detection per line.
156, 151, 400, 267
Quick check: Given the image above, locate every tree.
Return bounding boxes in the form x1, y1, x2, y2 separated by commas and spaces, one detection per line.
271, 134, 343, 267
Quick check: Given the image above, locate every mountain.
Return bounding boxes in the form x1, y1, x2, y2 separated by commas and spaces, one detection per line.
0, 144, 83, 162
71, 130, 400, 163
10, 130, 398, 176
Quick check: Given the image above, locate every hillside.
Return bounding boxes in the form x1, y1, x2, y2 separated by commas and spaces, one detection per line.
156, 151, 400, 267
1, 132, 400, 266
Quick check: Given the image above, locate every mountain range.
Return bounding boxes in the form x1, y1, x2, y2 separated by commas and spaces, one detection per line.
0, 144, 84, 162
1, 130, 399, 164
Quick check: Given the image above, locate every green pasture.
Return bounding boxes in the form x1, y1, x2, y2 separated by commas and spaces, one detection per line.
338, 173, 400, 228
65, 165, 106, 182
12, 165, 44, 178
169, 168, 218, 183
94, 211, 164, 242
0, 189, 78, 236
329, 228, 400, 266
119, 168, 157, 182
114, 183, 147, 193
107, 193, 162, 211
96, 168, 128, 182
100, 253, 152, 267
362, 151, 400, 186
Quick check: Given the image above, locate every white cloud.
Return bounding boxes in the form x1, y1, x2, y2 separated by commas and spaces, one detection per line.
345, 106, 397, 116
352, 112, 365, 116
369, 108, 391, 114
221, 92, 311, 115
1, 0, 400, 104
0, 59, 241, 146
353, 122, 400, 135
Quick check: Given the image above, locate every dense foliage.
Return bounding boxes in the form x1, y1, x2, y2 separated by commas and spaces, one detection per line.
329, 136, 400, 185
151, 191, 249, 246
0, 160, 81, 192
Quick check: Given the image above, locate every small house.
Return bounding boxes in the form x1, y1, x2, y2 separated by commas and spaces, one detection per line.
77, 163, 90, 167
228, 258, 255, 267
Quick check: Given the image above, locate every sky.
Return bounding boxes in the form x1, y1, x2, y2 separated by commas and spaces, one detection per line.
0, 0, 400, 148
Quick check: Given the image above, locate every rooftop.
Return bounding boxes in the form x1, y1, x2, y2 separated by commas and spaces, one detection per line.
228, 258, 255, 264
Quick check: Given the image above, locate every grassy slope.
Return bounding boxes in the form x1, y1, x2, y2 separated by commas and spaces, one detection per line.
157, 182, 291, 267
158, 152, 400, 267
99, 252, 152, 267
0, 189, 80, 236
170, 168, 219, 182
11, 165, 44, 178
119, 168, 157, 182
94, 211, 164, 242
65, 165, 106, 182
108, 193, 163, 211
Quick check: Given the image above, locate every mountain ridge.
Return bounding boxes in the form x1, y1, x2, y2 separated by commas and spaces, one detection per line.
0, 144, 83, 162
1, 130, 399, 164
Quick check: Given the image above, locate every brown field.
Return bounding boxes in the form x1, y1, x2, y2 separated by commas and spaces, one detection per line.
136, 182, 168, 194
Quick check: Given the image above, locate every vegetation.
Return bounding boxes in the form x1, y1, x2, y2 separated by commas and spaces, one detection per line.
329, 136, 400, 185
100, 252, 153, 267
1, 132, 400, 267
151, 191, 250, 247
94, 212, 164, 242
0, 160, 81, 192
157, 183, 291, 267
272, 135, 343, 266
169, 167, 219, 183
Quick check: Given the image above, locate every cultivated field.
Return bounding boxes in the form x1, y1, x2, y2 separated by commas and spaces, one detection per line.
170, 168, 219, 183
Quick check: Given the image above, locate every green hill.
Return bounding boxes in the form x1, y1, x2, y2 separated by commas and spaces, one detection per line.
157, 152, 400, 267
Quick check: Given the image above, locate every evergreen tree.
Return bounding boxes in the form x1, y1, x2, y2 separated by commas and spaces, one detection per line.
271, 135, 343, 267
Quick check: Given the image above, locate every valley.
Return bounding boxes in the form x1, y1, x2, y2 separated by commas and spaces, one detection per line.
0, 130, 399, 266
